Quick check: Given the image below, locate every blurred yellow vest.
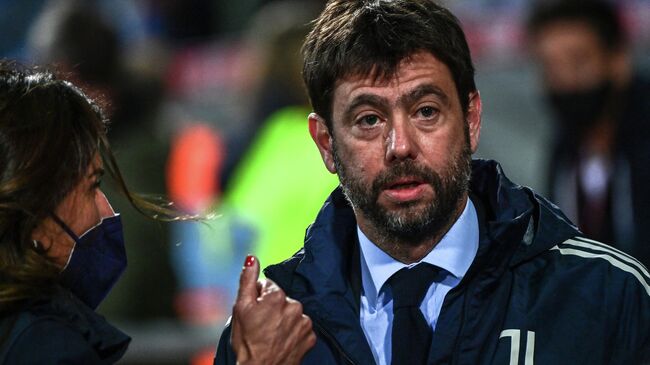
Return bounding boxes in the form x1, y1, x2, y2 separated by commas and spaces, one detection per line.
223, 106, 339, 268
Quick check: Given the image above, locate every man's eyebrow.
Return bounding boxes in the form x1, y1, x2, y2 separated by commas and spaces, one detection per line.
342, 93, 389, 122
398, 84, 449, 108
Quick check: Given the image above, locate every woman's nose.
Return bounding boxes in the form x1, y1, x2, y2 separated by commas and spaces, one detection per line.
96, 189, 116, 219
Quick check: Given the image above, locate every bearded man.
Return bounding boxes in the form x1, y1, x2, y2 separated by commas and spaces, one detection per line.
215, 1, 650, 364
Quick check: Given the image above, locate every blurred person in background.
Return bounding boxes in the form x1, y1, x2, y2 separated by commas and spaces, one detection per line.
0, 62, 315, 364
28, 0, 162, 140
166, 0, 337, 327
527, 0, 650, 267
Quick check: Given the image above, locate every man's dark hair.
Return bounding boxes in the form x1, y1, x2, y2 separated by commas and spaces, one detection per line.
302, 0, 476, 128
527, 0, 625, 51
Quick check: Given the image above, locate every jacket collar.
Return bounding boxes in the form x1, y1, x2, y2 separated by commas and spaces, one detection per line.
469, 159, 580, 266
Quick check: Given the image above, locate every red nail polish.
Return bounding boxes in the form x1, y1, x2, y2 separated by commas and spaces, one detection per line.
244, 255, 255, 268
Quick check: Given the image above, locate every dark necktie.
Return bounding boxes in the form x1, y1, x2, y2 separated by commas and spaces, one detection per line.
389, 263, 439, 365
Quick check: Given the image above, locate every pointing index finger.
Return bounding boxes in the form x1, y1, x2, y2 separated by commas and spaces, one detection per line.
236, 255, 260, 305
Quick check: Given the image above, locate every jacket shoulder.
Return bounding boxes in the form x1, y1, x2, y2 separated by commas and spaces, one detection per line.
263, 248, 306, 291
1, 290, 130, 364
547, 236, 649, 296
2, 315, 103, 364
535, 236, 650, 360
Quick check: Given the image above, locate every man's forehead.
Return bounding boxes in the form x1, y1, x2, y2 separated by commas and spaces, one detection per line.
333, 51, 455, 99
535, 20, 615, 65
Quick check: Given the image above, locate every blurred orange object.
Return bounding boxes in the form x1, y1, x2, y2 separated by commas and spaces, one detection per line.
191, 346, 217, 365
167, 124, 224, 213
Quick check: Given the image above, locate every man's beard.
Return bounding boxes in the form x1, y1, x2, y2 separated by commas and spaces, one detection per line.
332, 135, 472, 245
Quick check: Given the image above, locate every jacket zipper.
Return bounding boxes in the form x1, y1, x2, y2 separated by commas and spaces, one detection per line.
312, 320, 358, 365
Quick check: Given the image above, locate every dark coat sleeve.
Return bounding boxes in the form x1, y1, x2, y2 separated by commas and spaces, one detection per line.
4, 319, 104, 364
214, 322, 237, 365
610, 267, 650, 364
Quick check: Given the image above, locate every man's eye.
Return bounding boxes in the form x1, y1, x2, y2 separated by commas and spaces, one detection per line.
418, 106, 437, 119
358, 115, 380, 126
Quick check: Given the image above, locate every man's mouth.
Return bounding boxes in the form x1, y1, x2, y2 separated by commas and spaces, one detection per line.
388, 179, 422, 189
383, 178, 428, 202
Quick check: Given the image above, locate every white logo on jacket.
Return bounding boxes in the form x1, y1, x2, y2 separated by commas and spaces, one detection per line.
500, 329, 535, 365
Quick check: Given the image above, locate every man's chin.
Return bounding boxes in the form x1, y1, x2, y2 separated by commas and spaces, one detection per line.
379, 202, 435, 227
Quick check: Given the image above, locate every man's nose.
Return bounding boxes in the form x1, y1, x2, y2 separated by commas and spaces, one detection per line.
385, 116, 418, 162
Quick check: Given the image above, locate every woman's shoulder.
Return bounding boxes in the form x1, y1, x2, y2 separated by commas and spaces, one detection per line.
0, 291, 130, 364
1, 312, 102, 364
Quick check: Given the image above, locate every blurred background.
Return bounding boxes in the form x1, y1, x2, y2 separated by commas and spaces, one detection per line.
1, 0, 649, 363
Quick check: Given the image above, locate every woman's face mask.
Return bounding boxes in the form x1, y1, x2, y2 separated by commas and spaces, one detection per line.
53, 214, 127, 309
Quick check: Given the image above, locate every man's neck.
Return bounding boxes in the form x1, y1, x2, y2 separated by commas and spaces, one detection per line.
356, 196, 468, 264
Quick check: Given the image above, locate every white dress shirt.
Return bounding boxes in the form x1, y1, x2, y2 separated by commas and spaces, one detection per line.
358, 198, 479, 365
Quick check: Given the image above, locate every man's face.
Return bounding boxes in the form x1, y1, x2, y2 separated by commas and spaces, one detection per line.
309, 51, 482, 244
531, 21, 624, 133
532, 21, 613, 93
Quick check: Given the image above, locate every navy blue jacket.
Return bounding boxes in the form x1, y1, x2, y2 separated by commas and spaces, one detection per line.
216, 160, 650, 364
0, 287, 130, 364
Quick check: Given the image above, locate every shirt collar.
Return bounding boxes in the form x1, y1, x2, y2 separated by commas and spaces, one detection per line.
358, 198, 479, 302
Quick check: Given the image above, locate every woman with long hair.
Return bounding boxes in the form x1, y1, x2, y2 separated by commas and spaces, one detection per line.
0, 61, 186, 363
0, 62, 315, 364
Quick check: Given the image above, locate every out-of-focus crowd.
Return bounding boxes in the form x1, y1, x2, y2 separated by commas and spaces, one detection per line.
1, 0, 649, 363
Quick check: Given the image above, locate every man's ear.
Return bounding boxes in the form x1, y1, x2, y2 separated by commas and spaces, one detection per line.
466, 91, 482, 154
308, 113, 337, 174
